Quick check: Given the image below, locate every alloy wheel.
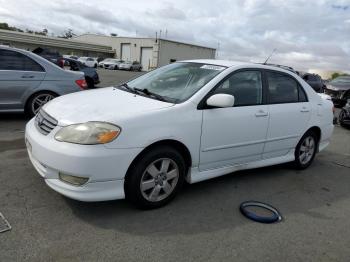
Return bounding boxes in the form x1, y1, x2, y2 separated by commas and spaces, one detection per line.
31, 94, 55, 115
140, 158, 179, 202
299, 136, 316, 165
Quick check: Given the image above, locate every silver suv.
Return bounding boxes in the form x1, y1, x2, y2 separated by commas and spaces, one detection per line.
0, 46, 87, 117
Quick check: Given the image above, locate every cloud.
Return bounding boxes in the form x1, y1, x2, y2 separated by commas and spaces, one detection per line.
1, 0, 349, 73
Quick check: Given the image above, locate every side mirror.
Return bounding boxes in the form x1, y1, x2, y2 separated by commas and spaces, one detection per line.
206, 94, 235, 108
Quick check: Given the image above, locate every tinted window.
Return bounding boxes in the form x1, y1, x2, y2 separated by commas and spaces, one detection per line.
0, 50, 44, 71
298, 85, 307, 102
267, 71, 299, 103
213, 71, 263, 106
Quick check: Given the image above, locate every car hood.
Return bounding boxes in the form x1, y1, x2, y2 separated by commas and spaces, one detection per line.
43, 87, 174, 126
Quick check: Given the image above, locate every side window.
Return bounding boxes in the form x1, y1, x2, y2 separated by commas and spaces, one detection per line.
266, 71, 300, 104
298, 86, 308, 102
0, 50, 44, 72
213, 71, 263, 106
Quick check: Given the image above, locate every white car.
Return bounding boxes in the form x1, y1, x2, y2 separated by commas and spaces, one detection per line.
103, 59, 124, 70
78, 57, 98, 68
98, 58, 113, 68
25, 60, 334, 209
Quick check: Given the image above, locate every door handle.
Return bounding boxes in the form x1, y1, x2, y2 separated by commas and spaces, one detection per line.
21, 75, 34, 79
255, 110, 268, 117
300, 107, 310, 113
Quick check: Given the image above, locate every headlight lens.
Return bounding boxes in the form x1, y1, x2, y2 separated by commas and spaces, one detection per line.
55, 122, 121, 144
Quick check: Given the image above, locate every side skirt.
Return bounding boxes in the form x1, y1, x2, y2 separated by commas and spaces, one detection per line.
186, 150, 295, 184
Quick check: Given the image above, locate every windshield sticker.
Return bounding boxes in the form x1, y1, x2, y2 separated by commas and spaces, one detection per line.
200, 65, 226, 71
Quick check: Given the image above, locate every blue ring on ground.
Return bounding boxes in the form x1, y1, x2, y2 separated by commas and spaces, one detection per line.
240, 201, 282, 223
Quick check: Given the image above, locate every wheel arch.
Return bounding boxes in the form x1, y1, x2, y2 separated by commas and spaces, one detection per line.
304, 126, 322, 150
125, 139, 192, 179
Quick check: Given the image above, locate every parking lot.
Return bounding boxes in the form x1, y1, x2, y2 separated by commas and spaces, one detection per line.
1, 69, 350, 262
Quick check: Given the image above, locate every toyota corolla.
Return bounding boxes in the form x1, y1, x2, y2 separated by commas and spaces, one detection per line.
25, 60, 334, 209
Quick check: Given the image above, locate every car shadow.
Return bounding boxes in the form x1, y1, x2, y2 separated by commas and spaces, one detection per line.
65, 157, 350, 236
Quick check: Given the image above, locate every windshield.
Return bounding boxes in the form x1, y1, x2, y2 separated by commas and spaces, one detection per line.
126, 62, 226, 103
331, 76, 350, 84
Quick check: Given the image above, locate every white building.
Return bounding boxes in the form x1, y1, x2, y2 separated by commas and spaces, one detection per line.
0, 29, 114, 58
74, 34, 216, 71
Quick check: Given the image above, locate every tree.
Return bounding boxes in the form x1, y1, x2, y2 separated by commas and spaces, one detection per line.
58, 29, 76, 39
331, 72, 349, 80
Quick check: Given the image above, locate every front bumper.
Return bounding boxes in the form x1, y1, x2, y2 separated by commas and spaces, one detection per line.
25, 118, 142, 201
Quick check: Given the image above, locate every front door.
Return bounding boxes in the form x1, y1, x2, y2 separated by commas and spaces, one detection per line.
199, 70, 269, 171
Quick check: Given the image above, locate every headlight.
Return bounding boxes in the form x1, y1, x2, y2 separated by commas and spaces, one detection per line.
55, 122, 121, 145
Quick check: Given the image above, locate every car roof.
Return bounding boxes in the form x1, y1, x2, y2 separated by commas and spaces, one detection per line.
181, 59, 298, 75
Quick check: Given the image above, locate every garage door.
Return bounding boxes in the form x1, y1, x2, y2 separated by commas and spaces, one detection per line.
121, 43, 131, 61
141, 47, 153, 71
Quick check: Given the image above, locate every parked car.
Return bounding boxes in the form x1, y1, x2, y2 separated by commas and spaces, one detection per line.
0, 46, 87, 117
339, 99, 350, 128
63, 58, 100, 89
324, 75, 350, 107
98, 58, 113, 68
302, 73, 325, 93
78, 57, 98, 68
33, 47, 64, 68
104, 59, 124, 70
119, 61, 142, 71
25, 60, 334, 209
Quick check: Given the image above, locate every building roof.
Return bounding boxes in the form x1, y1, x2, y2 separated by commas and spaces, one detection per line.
75, 33, 216, 50
0, 29, 114, 53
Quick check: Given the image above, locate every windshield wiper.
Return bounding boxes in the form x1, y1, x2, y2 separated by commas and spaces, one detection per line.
134, 88, 168, 102
118, 82, 135, 92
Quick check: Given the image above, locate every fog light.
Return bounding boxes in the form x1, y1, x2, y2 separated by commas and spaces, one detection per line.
59, 173, 89, 186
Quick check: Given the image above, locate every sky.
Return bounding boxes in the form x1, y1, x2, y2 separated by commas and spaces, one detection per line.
1, 0, 349, 72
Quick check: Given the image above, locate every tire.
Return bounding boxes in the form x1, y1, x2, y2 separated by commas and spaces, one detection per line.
125, 146, 186, 209
94, 64, 97, 68
26, 92, 57, 117
86, 77, 94, 89
114, 65, 118, 70
339, 109, 349, 128
293, 130, 318, 169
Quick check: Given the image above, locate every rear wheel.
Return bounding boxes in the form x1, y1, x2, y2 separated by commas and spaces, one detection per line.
125, 146, 186, 209
293, 131, 318, 169
26, 92, 57, 117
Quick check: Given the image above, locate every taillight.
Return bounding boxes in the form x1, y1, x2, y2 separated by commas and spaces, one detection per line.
75, 79, 88, 90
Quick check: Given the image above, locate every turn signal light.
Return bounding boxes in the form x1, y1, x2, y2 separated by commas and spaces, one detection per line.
97, 130, 120, 144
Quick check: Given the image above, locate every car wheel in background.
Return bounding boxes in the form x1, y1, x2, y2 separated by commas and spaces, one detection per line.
26, 92, 57, 117
125, 146, 186, 209
293, 130, 318, 169
94, 64, 97, 68
114, 65, 118, 70
86, 77, 95, 89
339, 109, 349, 128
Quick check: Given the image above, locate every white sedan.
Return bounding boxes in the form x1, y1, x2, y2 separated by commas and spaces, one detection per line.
25, 60, 334, 209
78, 57, 98, 68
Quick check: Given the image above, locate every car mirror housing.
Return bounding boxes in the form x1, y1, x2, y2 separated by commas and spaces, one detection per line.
206, 94, 235, 108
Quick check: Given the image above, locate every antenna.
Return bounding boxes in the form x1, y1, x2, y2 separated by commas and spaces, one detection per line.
263, 48, 277, 64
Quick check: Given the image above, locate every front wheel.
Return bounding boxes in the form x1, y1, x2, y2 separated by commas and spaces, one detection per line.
26, 92, 57, 117
293, 131, 318, 169
125, 146, 186, 209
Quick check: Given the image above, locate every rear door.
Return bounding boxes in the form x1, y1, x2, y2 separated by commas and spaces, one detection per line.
0, 49, 46, 111
263, 70, 311, 159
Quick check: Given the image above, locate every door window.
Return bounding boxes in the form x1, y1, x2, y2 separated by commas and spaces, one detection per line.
266, 71, 307, 103
213, 71, 263, 106
0, 49, 44, 72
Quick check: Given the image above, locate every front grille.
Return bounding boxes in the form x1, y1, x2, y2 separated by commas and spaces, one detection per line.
35, 109, 58, 135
